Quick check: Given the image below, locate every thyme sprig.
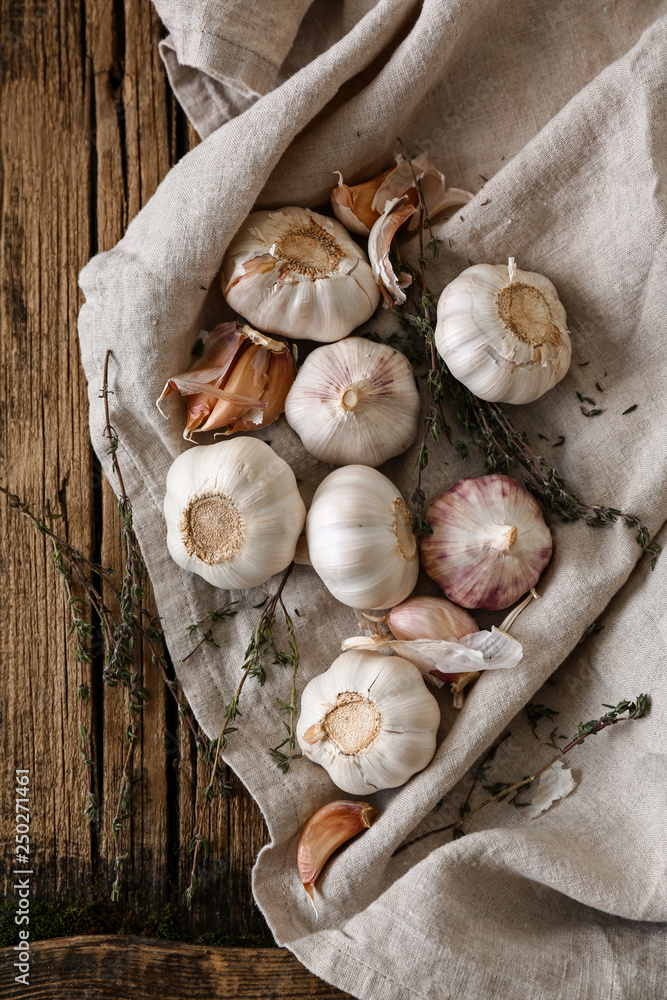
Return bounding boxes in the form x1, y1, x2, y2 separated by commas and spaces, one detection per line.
394, 695, 648, 856
269, 598, 302, 774
186, 562, 297, 909
182, 600, 238, 664
396, 190, 660, 565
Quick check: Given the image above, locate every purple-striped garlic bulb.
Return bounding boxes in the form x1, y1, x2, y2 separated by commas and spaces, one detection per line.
420, 474, 552, 610
383, 596, 477, 643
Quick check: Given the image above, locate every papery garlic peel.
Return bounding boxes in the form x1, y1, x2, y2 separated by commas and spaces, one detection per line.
159, 323, 295, 439
306, 465, 419, 609
164, 438, 305, 589
420, 474, 552, 610
297, 800, 377, 898
284, 337, 420, 467
435, 259, 571, 404
297, 649, 440, 795
222, 207, 380, 343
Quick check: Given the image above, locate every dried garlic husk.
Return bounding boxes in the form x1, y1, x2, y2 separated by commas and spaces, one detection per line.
306, 466, 419, 609
297, 800, 377, 898
435, 257, 572, 404
421, 474, 552, 610
368, 196, 417, 306
519, 761, 576, 820
297, 649, 440, 795
158, 323, 295, 440
222, 207, 380, 342
284, 337, 420, 467
164, 438, 305, 589
331, 152, 473, 236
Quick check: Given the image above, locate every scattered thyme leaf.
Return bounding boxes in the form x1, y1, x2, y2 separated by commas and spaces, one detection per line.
552, 435, 566, 447
525, 703, 559, 739
622, 404, 638, 415
581, 407, 603, 417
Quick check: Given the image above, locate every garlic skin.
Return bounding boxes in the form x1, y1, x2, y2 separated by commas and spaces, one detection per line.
222, 207, 380, 343
306, 466, 419, 609
421, 474, 552, 610
284, 337, 420, 467
164, 438, 305, 589
158, 323, 295, 439
385, 596, 478, 643
368, 197, 416, 306
435, 259, 571, 404
297, 800, 377, 898
297, 650, 440, 795
331, 153, 473, 236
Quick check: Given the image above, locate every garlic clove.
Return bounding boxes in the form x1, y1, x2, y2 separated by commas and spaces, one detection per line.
306, 465, 419, 610
297, 649, 440, 795
164, 438, 306, 589
284, 337, 420, 468
158, 323, 293, 439
385, 595, 478, 642
297, 799, 377, 898
368, 196, 416, 306
420, 474, 553, 610
222, 207, 380, 342
330, 168, 394, 235
435, 258, 572, 404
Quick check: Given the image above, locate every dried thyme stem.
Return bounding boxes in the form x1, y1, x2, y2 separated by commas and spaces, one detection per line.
186, 562, 295, 909
393, 695, 648, 856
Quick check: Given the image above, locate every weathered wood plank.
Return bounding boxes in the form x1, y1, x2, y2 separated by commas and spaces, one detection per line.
0, 0, 96, 899
0, 937, 353, 999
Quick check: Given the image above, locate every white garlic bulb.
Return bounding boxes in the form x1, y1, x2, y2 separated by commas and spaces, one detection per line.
421, 474, 552, 610
164, 438, 306, 589
221, 207, 380, 343
297, 649, 440, 795
284, 337, 420, 467
435, 258, 571, 403
306, 466, 419, 609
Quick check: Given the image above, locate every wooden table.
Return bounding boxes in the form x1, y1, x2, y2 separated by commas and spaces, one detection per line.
0, 1, 349, 995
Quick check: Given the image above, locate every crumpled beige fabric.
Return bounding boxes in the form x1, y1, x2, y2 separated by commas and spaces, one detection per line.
78, 2, 667, 997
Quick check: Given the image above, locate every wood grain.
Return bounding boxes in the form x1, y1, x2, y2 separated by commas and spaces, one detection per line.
0, 0, 271, 941
0, 937, 353, 999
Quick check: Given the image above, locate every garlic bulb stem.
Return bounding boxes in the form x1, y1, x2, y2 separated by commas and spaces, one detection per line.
508, 256, 517, 283
498, 587, 539, 633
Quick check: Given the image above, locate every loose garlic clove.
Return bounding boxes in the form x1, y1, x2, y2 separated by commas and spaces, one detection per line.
297, 650, 440, 795
435, 258, 572, 404
297, 799, 377, 898
306, 465, 419, 610
158, 323, 295, 439
368, 196, 416, 306
384, 595, 478, 643
421, 474, 552, 610
284, 337, 420, 468
222, 207, 380, 342
330, 168, 394, 235
164, 438, 305, 589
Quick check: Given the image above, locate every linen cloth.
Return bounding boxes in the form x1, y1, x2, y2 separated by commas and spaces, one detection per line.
78, 2, 667, 996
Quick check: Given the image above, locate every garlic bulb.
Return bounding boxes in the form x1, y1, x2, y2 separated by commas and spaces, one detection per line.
164, 438, 305, 589
435, 258, 571, 404
297, 649, 440, 795
297, 800, 377, 898
158, 322, 295, 439
221, 207, 380, 342
306, 466, 419, 609
284, 338, 420, 467
421, 474, 552, 610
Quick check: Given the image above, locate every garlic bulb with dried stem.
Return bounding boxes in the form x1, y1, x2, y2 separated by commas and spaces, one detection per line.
284, 337, 420, 467
164, 438, 305, 589
421, 474, 552, 610
158, 322, 295, 440
297, 800, 377, 899
222, 207, 380, 342
297, 649, 440, 795
435, 258, 572, 404
306, 465, 419, 609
